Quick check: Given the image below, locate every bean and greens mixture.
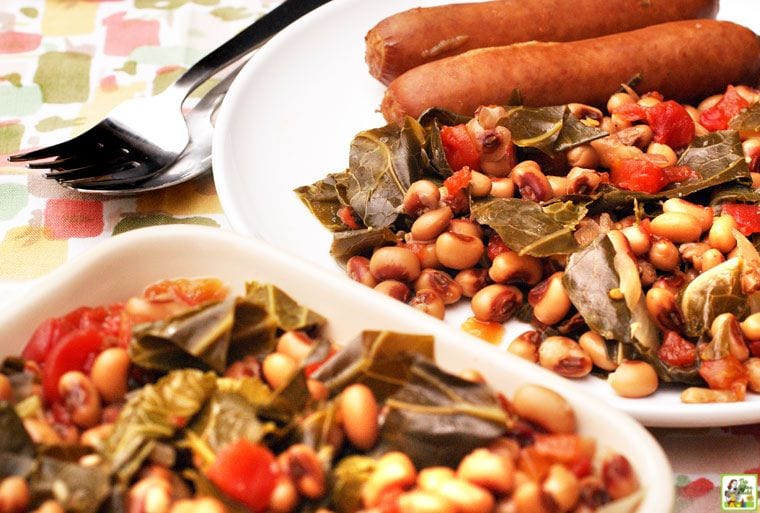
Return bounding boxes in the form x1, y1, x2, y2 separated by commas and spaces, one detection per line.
1, 278, 640, 513
296, 84, 760, 403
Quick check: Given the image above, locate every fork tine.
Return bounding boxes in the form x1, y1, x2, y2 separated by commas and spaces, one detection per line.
8, 141, 82, 162
56, 162, 156, 188
44, 158, 138, 180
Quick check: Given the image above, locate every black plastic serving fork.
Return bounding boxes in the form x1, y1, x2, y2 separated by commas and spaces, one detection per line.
8, 0, 332, 188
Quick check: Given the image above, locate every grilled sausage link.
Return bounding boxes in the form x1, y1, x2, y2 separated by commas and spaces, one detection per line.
381, 19, 760, 124
366, 0, 719, 85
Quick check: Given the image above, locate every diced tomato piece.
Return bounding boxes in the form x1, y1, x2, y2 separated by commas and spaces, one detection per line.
22, 318, 76, 364
720, 203, 760, 236
337, 205, 361, 230
699, 85, 750, 132
440, 124, 480, 172
645, 100, 695, 149
609, 158, 666, 194
487, 234, 510, 261
657, 331, 697, 367
443, 167, 472, 196
611, 103, 647, 122
42, 329, 103, 404
662, 165, 699, 185
206, 440, 279, 513
143, 278, 228, 307
699, 355, 749, 391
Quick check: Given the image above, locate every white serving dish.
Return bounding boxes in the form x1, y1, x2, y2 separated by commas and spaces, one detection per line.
212, 0, 760, 427
0, 225, 672, 512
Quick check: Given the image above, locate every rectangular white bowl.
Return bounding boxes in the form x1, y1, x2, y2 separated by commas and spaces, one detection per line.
0, 225, 673, 512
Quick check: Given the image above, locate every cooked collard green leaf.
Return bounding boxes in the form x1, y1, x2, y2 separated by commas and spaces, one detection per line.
729, 103, 760, 133
500, 105, 606, 154
294, 172, 352, 231
471, 198, 586, 256
379, 357, 508, 469
311, 331, 434, 402
329, 228, 398, 265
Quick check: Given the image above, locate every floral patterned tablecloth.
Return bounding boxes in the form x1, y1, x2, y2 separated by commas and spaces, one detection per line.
0, 1, 757, 512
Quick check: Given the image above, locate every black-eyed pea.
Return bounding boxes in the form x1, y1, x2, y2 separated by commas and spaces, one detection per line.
538, 336, 592, 378
620, 224, 651, 256
397, 490, 457, 513
32, 501, 65, 513
414, 269, 462, 304
490, 177, 515, 198
169, 498, 226, 513
59, 370, 102, 429
128, 476, 172, 513
307, 379, 329, 402
453, 268, 489, 298
566, 167, 602, 195
80, 423, 114, 448
469, 171, 492, 197
609, 113, 632, 132
470, 284, 523, 323
547, 176, 570, 197
408, 241, 440, 270
602, 454, 639, 501
347, 256, 378, 288
488, 251, 542, 285
512, 384, 576, 434
417, 467, 456, 492
646, 142, 677, 167
741, 313, 760, 341
403, 180, 441, 217
512, 481, 553, 513
435, 232, 484, 270
449, 218, 484, 240
608, 360, 658, 398
565, 144, 599, 169
279, 444, 326, 500
735, 85, 760, 104
411, 207, 453, 241
543, 464, 580, 512
680, 386, 741, 403
698, 94, 722, 112
511, 161, 553, 202
90, 347, 130, 405
615, 125, 654, 149
339, 384, 378, 451
649, 212, 702, 243
647, 238, 681, 271
507, 331, 541, 363
744, 138, 760, 164
370, 246, 421, 282
567, 103, 603, 122
0, 476, 30, 513
662, 198, 714, 232
700, 248, 725, 272
708, 215, 738, 253
606, 92, 636, 113
645, 287, 684, 332
436, 478, 494, 513
409, 289, 446, 319
528, 272, 571, 326
637, 94, 661, 107
269, 475, 299, 513
374, 280, 411, 302
362, 452, 417, 508
578, 332, 618, 371
0, 374, 11, 402
457, 448, 514, 494
458, 369, 486, 383
711, 313, 749, 362
22, 418, 62, 445
262, 353, 298, 390
679, 241, 710, 270
276, 331, 314, 364
751, 172, 760, 188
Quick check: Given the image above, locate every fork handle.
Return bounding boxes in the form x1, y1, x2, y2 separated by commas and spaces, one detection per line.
171, 0, 332, 98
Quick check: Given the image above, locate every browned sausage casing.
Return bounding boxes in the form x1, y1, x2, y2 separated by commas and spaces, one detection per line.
381, 20, 760, 124
366, 0, 719, 84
